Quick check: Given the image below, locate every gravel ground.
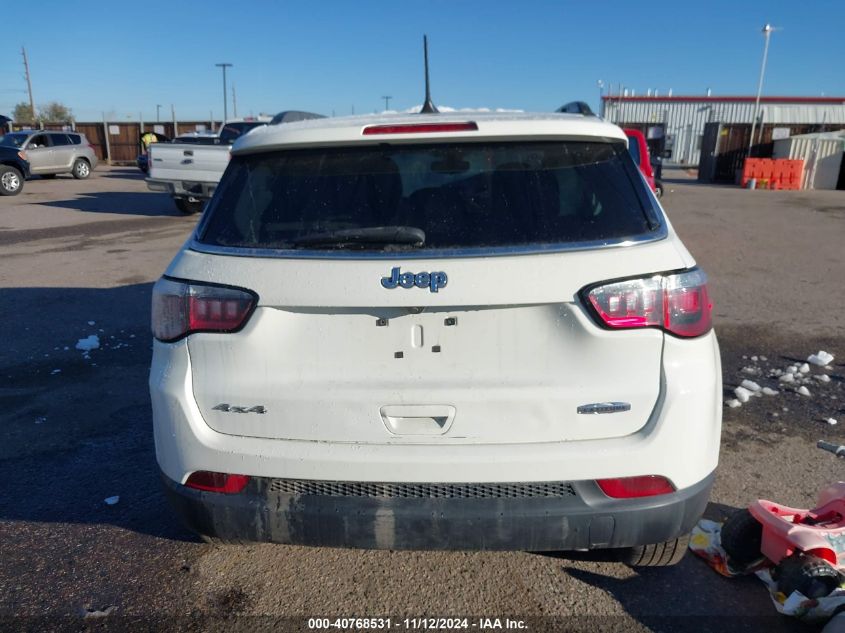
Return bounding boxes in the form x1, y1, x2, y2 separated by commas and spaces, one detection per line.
0, 166, 842, 632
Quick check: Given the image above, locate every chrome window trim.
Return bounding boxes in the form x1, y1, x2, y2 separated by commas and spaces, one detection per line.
188, 223, 667, 260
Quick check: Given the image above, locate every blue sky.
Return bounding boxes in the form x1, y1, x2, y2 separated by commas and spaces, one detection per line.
2, 0, 843, 122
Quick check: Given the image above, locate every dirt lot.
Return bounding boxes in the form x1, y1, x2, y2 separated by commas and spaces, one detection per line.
0, 166, 843, 632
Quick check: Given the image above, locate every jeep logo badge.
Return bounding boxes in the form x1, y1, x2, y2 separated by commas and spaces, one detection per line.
381, 267, 448, 293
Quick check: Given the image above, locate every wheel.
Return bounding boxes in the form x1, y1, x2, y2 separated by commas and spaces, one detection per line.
721, 509, 764, 567
773, 553, 841, 599
40, 174, 57, 179
617, 533, 690, 567
72, 159, 91, 179
174, 197, 204, 215
654, 181, 664, 198
0, 165, 23, 196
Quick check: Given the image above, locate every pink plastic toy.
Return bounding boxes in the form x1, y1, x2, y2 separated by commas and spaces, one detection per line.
721, 441, 845, 598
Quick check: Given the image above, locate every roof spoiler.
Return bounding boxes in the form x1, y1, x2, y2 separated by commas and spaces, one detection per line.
270, 111, 326, 125
556, 101, 596, 116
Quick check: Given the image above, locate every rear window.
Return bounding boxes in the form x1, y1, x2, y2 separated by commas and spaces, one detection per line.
0, 133, 28, 148
199, 141, 659, 254
626, 135, 641, 166
218, 122, 267, 144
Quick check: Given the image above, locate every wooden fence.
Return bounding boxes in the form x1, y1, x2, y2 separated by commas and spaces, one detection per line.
9, 120, 216, 164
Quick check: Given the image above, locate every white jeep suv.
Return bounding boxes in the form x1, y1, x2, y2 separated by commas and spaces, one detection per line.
150, 112, 721, 565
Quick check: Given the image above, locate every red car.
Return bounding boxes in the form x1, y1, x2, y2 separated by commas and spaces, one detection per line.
624, 129, 662, 198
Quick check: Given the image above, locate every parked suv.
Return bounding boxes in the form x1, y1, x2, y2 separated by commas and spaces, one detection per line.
0, 144, 30, 195
150, 112, 721, 565
0, 130, 97, 179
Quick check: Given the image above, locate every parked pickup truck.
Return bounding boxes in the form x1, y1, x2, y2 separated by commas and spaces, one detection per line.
146, 117, 272, 214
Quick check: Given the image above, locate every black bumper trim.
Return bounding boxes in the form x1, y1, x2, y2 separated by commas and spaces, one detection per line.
162, 471, 714, 551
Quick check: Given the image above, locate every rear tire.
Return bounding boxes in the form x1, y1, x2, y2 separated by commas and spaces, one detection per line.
618, 533, 690, 567
174, 197, 204, 215
773, 553, 841, 599
721, 509, 764, 567
72, 158, 91, 179
0, 165, 23, 196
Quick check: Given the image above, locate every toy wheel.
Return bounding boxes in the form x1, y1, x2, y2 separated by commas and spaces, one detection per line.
720, 509, 764, 567
773, 553, 841, 599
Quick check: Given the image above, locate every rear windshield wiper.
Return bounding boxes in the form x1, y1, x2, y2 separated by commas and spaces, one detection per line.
291, 226, 426, 249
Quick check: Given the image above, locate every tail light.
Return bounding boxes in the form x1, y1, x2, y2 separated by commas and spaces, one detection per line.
596, 475, 675, 498
584, 269, 712, 338
152, 277, 256, 342
185, 471, 250, 494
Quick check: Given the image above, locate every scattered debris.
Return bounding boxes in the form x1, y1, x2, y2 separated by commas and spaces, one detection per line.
35, 417, 46, 424
762, 387, 779, 396
104, 496, 120, 506
726, 399, 742, 408
741, 379, 762, 392
50, 369, 61, 375
798, 386, 811, 397
87, 321, 96, 326
826, 418, 839, 426
81, 605, 116, 620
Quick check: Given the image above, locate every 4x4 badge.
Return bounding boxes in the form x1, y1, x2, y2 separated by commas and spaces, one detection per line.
381, 267, 447, 293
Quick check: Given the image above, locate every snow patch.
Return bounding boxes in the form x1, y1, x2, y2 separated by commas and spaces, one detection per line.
75, 335, 100, 351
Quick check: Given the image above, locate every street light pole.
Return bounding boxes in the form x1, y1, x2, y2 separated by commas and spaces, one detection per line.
215, 63, 233, 123
156, 104, 162, 122
596, 80, 605, 117
382, 95, 392, 111
748, 24, 775, 157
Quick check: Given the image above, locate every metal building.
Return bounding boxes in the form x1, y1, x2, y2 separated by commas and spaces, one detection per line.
601, 95, 845, 166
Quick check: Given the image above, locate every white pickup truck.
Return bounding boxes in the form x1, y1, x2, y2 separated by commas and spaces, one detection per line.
146, 117, 271, 214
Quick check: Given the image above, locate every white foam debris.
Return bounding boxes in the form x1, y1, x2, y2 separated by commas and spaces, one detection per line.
35, 416, 46, 424
75, 335, 100, 351
826, 418, 838, 426
788, 365, 799, 374
762, 387, 779, 396
799, 363, 811, 373
87, 321, 95, 326
783, 407, 789, 412
751, 356, 759, 362
104, 496, 120, 505
741, 379, 762, 392
726, 399, 742, 408
808, 351, 835, 366
734, 386, 753, 403
760, 356, 768, 362
815, 374, 832, 383
50, 369, 61, 375
63, 346, 69, 351
742, 355, 748, 360
742, 366, 761, 375
779, 373, 795, 383
797, 386, 811, 396
771, 412, 779, 417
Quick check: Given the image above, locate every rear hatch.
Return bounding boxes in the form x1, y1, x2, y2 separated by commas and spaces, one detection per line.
148, 143, 230, 184
172, 135, 684, 445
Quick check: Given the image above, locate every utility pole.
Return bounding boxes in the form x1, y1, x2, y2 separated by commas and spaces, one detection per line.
232, 84, 237, 118
215, 63, 232, 122
156, 104, 162, 122
748, 24, 776, 157
382, 95, 392, 111
21, 46, 36, 121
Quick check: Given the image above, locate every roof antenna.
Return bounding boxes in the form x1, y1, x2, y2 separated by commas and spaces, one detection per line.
420, 35, 438, 114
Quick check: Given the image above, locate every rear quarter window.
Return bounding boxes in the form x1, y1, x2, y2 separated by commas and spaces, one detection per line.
199, 140, 660, 254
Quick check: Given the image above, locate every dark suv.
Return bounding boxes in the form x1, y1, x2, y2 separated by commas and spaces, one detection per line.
0, 130, 98, 179
0, 145, 30, 195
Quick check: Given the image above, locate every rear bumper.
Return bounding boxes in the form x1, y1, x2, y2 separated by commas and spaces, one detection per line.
162, 470, 714, 551
146, 177, 216, 199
